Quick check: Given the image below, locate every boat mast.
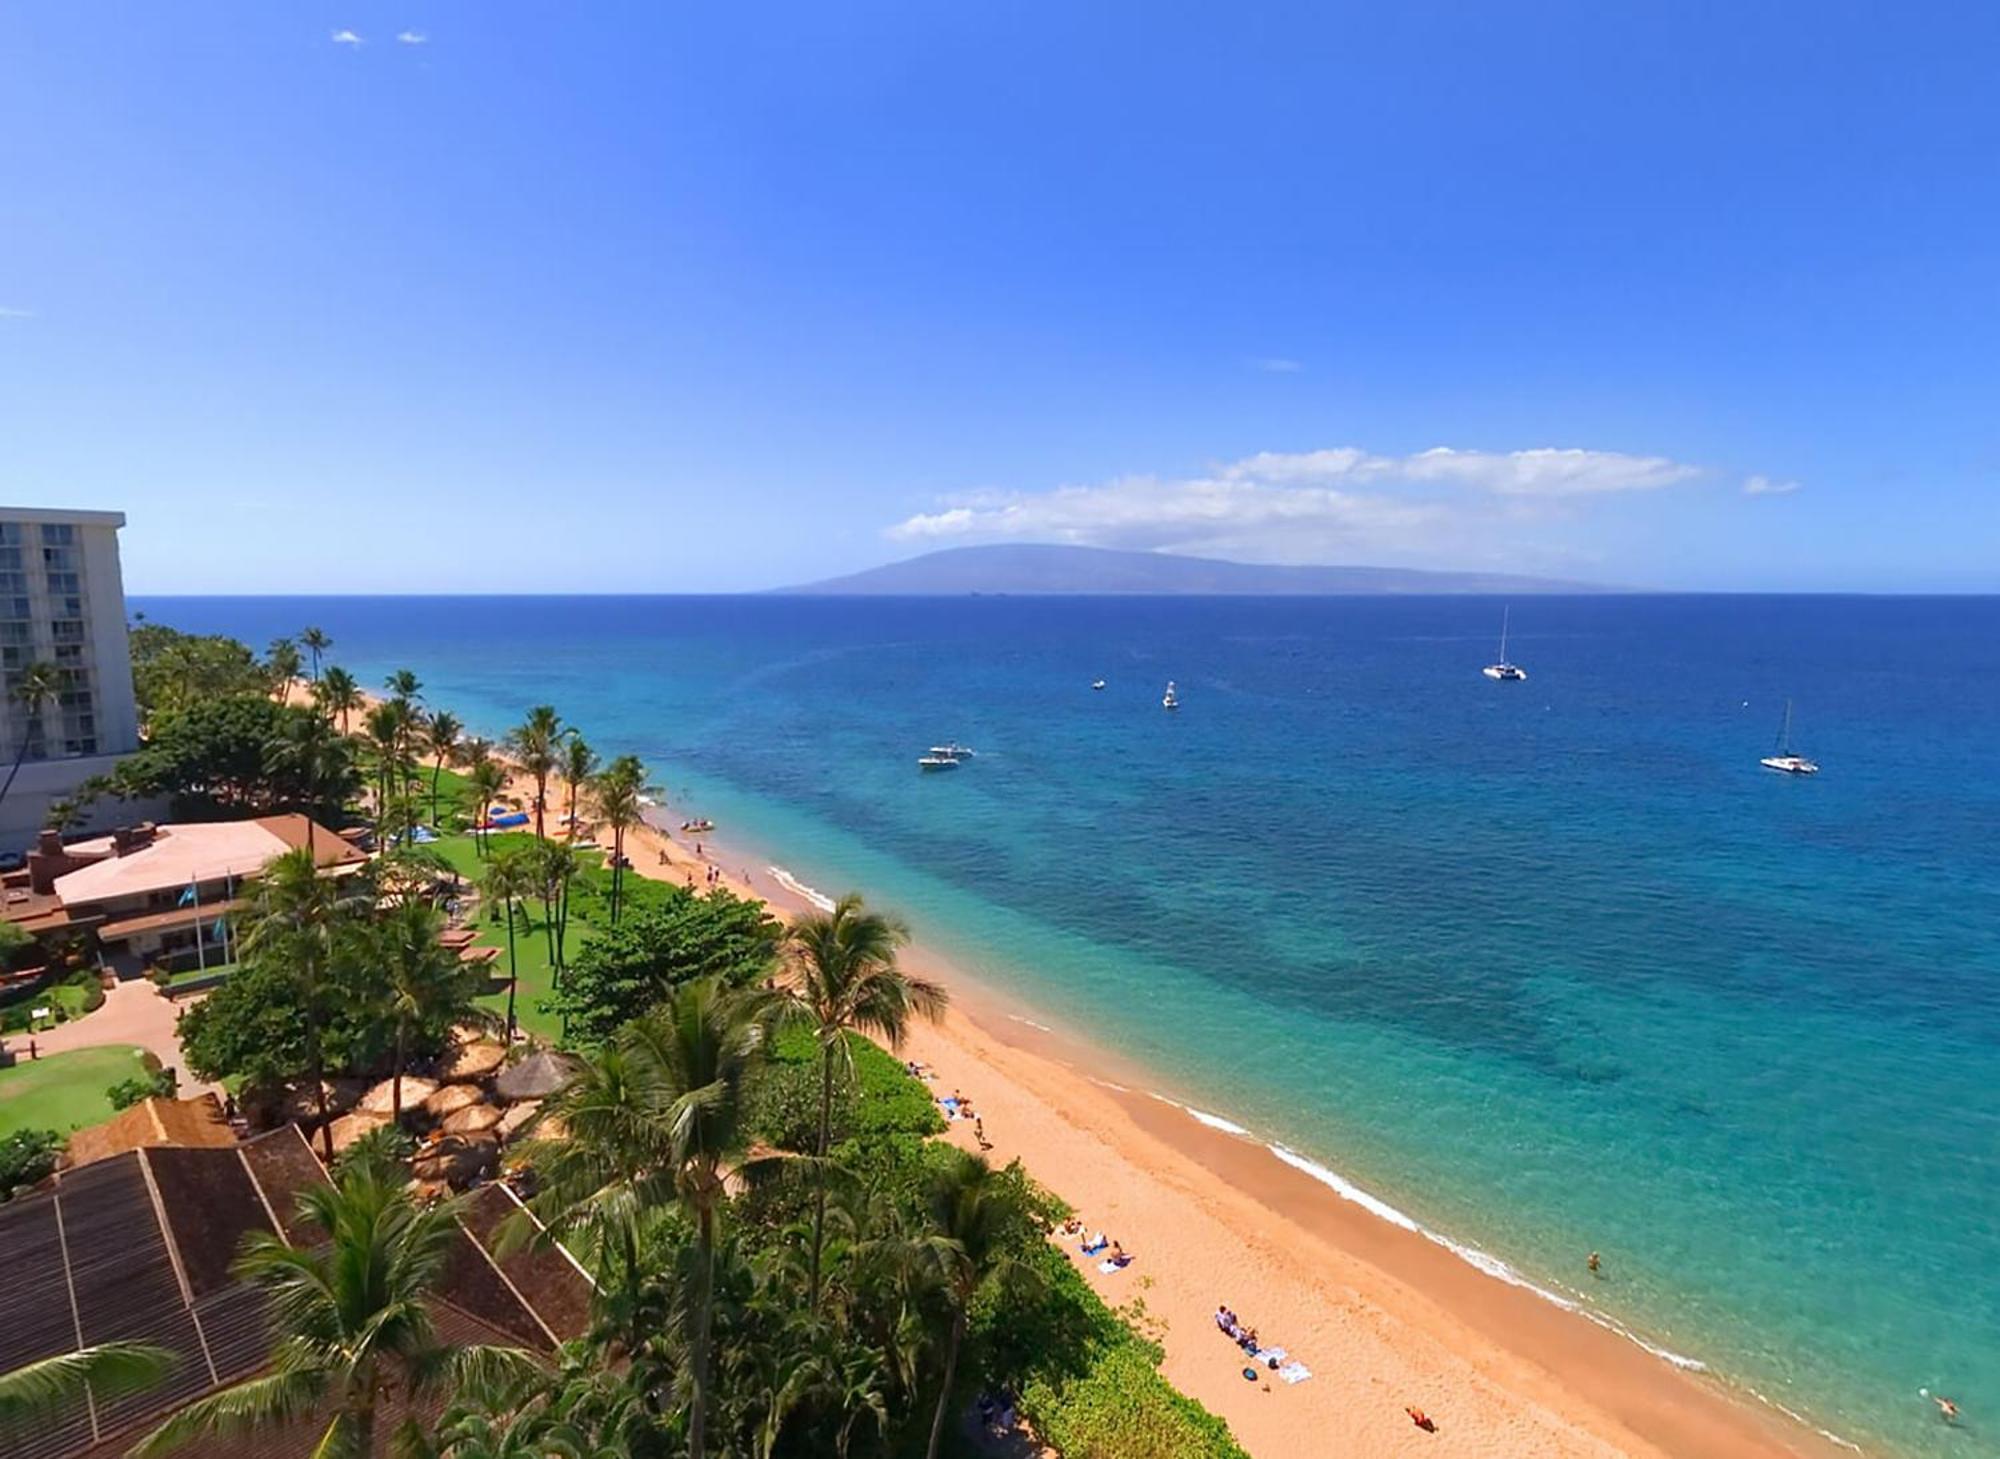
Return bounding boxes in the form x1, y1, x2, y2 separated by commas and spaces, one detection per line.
1498, 605, 1510, 662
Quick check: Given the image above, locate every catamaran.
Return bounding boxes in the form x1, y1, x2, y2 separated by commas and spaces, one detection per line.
919, 741, 973, 771
1482, 606, 1528, 681
1162, 680, 1179, 710
1092, 679, 1106, 691
1760, 700, 1819, 775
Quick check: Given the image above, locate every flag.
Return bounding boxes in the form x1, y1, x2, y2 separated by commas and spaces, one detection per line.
178, 881, 196, 907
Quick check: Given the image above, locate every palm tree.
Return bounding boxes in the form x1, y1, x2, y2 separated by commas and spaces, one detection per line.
238, 847, 358, 1161
560, 733, 598, 837
363, 700, 412, 837
533, 839, 580, 987
263, 710, 353, 852
526, 982, 768, 1459
426, 710, 463, 828
0, 1343, 173, 1435
315, 665, 363, 733
506, 706, 563, 841
480, 847, 537, 1043
0, 660, 64, 814
590, 756, 647, 924
130, 1163, 537, 1459
384, 667, 423, 709
300, 626, 331, 684
376, 900, 486, 1122
918, 1151, 1037, 1459
466, 758, 508, 857
265, 637, 302, 694
781, 893, 945, 1308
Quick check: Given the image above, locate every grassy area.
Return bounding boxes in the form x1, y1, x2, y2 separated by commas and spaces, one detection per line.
0, 979, 92, 1034
166, 961, 237, 990
0, 1045, 152, 1137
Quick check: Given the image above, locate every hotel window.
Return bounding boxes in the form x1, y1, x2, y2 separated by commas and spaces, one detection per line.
51, 619, 86, 644
60, 689, 93, 709
53, 643, 83, 664
44, 570, 80, 595
0, 524, 19, 546
0, 572, 25, 595
63, 737, 96, 757
41, 546, 78, 572
5, 597, 30, 621
0, 622, 28, 647
39, 524, 74, 546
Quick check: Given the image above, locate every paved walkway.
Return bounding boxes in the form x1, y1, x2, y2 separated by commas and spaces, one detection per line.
0, 978, 221, 1098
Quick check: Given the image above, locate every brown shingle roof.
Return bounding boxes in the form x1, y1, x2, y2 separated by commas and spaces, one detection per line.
66, 1095, 236, 1170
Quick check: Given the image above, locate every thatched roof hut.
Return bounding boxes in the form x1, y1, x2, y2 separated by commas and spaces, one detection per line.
358, 1076, 437, 1115
423, 1084, 485, 1119
439, 1041, 507, 1083
495, 1050, 581, 1102
441, 1104, 504, 1136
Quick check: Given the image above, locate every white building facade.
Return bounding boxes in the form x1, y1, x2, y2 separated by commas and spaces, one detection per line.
0, 507, 142, 851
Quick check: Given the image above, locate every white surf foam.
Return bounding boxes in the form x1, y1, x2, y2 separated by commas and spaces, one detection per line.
764, 864, 835, 912
1145, 1092, 1255, 1139
1089, 1077, 1131, 1093
1006, 1014, 1054, 1033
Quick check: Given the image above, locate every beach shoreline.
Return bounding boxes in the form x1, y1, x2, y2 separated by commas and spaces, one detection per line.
626, 808, 1859, 1459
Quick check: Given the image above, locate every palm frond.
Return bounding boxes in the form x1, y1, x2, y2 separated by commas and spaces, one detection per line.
0, 1342, 175, 1425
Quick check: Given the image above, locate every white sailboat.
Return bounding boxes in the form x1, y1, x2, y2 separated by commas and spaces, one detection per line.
1760, 700, 1819, 775
1482, 606, 1528, 681
1162, 680, 1179, 710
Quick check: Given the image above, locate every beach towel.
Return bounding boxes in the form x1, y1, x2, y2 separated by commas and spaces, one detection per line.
1257, 1347, 1288, 1364
1080, 1235, 1108, 1255
1098, 1257, 1133, 1274
1278, 1362, 1312, 1385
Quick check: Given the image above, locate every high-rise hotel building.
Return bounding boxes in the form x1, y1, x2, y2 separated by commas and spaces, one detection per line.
0, 508, 142, 850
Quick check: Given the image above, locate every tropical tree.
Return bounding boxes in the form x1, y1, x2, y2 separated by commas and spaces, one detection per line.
506, 706, 563, 840
375, 900, 488, 1121
590, 755, 647, 924
300, 625, 331, 684
466, 758, 508, 857
237, 846, 359, 1160
533, 840, 581, 989
480, 847, 538, 1044
781, 894, 946, 1309
130, 1163, 538, 1459
0, 660, 63, 813
918, 1151, 1039, 1459
426, 710, 463, 828
384, 667, 423, 709
0, 1342, 174, 1435
262, 708, 356, 854
315, 665, 363, 733
265, 637, 302, 693
525, 982, 769, 1459
560, 733, 598, 837
364, 700, 413, 835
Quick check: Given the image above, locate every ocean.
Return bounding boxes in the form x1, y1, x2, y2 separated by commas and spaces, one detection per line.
137, 593, 2000, 1457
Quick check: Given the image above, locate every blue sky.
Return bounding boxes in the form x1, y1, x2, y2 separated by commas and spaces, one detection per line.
2, 3, 1996, 593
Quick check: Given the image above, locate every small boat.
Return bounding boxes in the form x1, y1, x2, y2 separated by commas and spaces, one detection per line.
918, 754, 961, 772
680, 818, 715, 834
1482, 606, 1528, 681
928, 742, 974, 759
1760, 699, 1819, 775
1162, 681, 1179, 710
1092, 679, 1106, 691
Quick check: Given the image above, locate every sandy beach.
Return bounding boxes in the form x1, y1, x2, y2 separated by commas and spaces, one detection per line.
621, 811, 1853, 1459
297, 679, 1850, 1458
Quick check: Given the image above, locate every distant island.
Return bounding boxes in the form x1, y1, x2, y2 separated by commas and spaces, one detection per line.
780, 543, 1611, 595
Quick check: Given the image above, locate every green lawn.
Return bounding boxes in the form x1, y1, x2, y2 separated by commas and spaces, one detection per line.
430, 829, 679, 1045
0, 1045, 152, 1137
167, 961, 237, 990
0, 980, 91, 1034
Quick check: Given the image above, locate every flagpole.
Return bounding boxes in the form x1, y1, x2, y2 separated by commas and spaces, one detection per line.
191, 872, 205, 976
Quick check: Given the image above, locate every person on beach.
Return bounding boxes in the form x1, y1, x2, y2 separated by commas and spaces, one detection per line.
974, 1115, 988, 1148
1406, 1406, 1436, 1433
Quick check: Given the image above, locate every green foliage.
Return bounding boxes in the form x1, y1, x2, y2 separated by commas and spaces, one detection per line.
107, 1065, 179, 1110
334, 1124, 416, 1183
757, 1025, 945, 1147
0, 1128, 61, 1202
1022, 1335, 1252, 1459
550, 887, 781, 1046
113, 694, 359, 821
0, 920, 34, 970
177, 946, 397, 1095
128, 622, 269, 727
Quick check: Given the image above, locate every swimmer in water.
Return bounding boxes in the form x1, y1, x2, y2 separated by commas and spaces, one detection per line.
1587, 1251, 1601, 1275
1922, 1390, 1959, 1424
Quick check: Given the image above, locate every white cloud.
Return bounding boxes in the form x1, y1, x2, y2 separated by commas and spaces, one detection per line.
0, 306, 33, 320
1249, 357, 1302, 373
885, 445, 1714, 563
1742, 474, 1801, 496
331, 29, 364, 46
397, 30, 428, 45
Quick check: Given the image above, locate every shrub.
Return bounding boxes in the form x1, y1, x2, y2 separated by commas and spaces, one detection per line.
81, 978, 105, 1013
1023, 1337, 1253, 1459
0, 1128, 63, 1203
108, 1065, 179, 1110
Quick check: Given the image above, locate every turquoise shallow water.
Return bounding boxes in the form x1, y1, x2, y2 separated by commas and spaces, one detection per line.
143, 594, 2000, 1456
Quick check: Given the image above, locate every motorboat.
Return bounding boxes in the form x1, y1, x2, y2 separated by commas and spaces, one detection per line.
1482, 606, 1528, 681
1092, 679, 1106, 691
1162, 681, 1179, 710
928, 742, 974, 759
1760, 699, 1819, 775
918, 753, 961, 772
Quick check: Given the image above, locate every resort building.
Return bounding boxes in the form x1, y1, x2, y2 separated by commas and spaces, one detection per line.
0, 508, 143, 852
1, 815, 364, 973
0, 1125, 590, 1459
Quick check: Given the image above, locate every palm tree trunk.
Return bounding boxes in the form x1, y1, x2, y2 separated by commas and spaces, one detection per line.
0, 736, 34, 813
925, 1310, 966, 1459
392, 1025, 405, 1124
503, 903, 519, 1044
534, 774, 547, 840
691, 1202, 717, 1459
308, 1011, 332, 1161
430, 756, 444, 827
810, 1042, 834, 1309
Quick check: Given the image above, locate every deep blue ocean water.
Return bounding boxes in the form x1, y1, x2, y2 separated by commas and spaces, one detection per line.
137, 594, 2000, 1456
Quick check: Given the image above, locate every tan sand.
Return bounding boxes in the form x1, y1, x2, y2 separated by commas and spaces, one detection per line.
301, 687, 1852, 1458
